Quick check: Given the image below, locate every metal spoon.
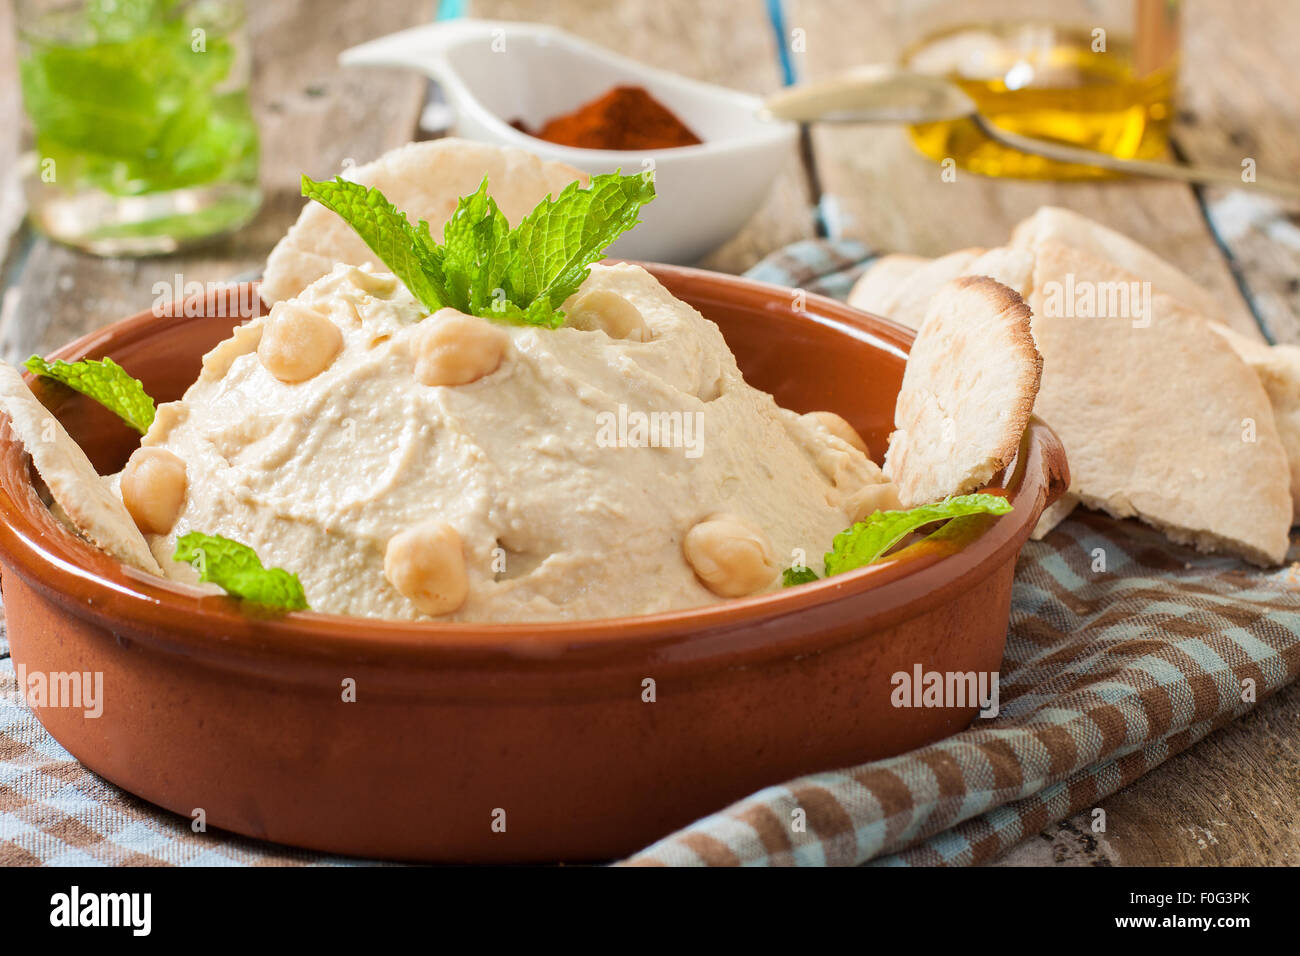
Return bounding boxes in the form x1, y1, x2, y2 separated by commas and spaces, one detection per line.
762, 66, 1300, 203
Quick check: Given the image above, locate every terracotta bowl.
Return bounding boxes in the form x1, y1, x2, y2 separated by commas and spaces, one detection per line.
0, 266, 1068, 863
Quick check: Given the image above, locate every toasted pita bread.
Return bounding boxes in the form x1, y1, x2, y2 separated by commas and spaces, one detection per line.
884, 276, 1043, 507
858, 207, 1258, 340
1031, 492, 1079, 539
848, 246, 1034, 329
848, 248, 984, 329
1010, 206, 1240, 331
1011, 207, 1297, 530
1211, 324, 1300, 522
1028, 240, 1290, 565
0, 362, 161, 573
846, 254, 929, 317
962, 246, 1034, 298
261, 139, 587, 304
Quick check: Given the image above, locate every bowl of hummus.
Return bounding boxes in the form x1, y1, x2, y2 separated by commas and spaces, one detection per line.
0, 142, 1067, 861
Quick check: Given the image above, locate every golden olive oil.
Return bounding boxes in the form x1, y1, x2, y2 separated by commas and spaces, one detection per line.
902, 22, 1176, 180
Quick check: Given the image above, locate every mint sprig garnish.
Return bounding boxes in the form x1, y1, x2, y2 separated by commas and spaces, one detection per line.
300, 171, 655, 327
174, 531, 310, 611
784, 493, 1013, 584
300, 174, 452, 313
439, 178, 517, 318
25, 355, 155, 434
504, 174, 658, 311
824, 493, 1012, 576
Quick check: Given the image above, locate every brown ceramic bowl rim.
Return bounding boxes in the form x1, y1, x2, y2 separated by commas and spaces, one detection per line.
0, 264, 1058, 672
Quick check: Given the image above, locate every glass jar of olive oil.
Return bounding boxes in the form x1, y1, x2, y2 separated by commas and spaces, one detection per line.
898, 0, 1180, 180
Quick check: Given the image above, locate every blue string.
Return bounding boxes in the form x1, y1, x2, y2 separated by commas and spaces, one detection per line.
436, 0, 464, 21
765, 0, 796, 86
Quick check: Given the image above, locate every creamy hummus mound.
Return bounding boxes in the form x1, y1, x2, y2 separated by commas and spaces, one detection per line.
130, 262, 892, 621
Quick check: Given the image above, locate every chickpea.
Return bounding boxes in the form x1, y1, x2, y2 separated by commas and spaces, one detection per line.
411, 309, 509, 387
809, 410, 869, 456
683, 513, 777, 598
566, 289, 651, 342
384, 521, 469, 615
318, 265, 398, 299
257, 301, 344, 383
345, 266, 398, 297
845, 481, 902, 523
120, 447, 187, 535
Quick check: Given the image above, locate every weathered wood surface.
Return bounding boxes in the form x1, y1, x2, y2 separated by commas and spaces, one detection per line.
993, 679, 1300, 866
0, 0, 1296, 867
1174, 0, 1300, 345
0, 1, 22, 264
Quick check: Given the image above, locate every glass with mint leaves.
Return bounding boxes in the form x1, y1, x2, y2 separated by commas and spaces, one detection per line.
16, 0, 261, 255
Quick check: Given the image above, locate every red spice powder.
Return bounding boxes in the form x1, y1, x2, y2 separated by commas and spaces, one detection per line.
521, 85, 702, 151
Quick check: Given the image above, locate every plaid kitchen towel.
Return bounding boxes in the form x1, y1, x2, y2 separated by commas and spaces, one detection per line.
2, 241, 1298, 867
623, 511, 1300, 865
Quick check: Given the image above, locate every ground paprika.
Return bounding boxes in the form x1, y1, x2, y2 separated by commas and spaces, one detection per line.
516, 85, 702, 150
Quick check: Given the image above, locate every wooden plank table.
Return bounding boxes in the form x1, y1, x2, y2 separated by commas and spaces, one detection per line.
0, 0, 1296, 865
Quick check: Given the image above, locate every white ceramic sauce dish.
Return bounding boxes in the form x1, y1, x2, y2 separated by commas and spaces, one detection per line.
340, 19, 799, 263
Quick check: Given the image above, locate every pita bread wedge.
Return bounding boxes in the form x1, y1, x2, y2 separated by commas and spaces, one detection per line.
1211, 324, 1300, 522
884, 276, 1043, 507
1031, 492, 1079, 539
846, 253, 929, 317
1028, 239, 1290, 565
261, 139, 586, 304
1011, 206, 1240, 331
0, 362, 161, 573
962, 246, 1034, 298
1012, 207, 1299, 528
849, 246, 1034, 329
848, 248, 985, 329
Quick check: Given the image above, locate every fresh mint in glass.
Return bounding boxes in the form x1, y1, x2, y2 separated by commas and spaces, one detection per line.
16, 0, 261, 255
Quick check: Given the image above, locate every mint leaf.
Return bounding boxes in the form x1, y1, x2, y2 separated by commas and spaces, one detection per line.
301, 170, 654, 329
439, 177, 513, 315
782, 566, 820, 587
822, 493, 1013, 577
174, 531, 310, 611
25, 355, 155, 434
488, 296, 566, 330
505, 172, 656, 311
301, 175, 450, 313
